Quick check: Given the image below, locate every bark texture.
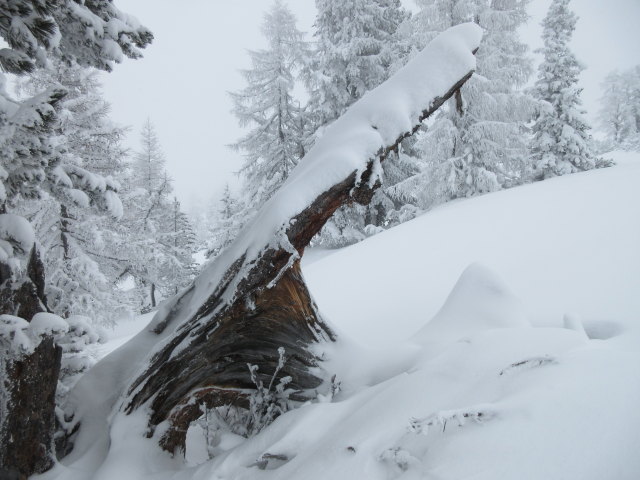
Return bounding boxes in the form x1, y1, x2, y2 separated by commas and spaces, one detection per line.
0, 247, 60, 480
123, 70, 477, 456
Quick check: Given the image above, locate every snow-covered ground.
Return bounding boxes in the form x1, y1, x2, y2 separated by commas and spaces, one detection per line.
42, 152, 640, 480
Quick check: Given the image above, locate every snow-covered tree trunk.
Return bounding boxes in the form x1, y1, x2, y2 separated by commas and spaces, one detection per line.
0, 221, 60, 478
120, 24, 481, 457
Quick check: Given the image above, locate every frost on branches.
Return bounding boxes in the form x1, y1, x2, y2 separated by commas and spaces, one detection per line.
529, 0, 597, 179
598, 66, 640, 152
307, 0, 410, 247
231, 1, 309, 216
389, 0, 536, 211
0, 1, 151, 477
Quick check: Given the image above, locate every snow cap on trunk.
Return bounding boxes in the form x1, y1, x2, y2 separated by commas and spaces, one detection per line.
189, 23, 483, 315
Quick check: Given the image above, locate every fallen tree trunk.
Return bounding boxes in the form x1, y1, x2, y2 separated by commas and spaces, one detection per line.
120, 24, 483, 456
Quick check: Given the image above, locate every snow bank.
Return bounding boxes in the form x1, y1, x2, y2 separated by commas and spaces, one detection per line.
304, 154, 640, 346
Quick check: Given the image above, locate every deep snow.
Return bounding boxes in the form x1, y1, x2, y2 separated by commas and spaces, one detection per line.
40, 152, 640, 480
303, 151, 640, 346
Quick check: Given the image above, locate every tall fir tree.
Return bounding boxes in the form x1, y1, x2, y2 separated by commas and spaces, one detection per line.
308, 0, 410, 247
15, 61, 132, 326
529, 0, 596, 179
123, 120, 196, 311
598, 66, 640, 152
206, 184, 244, 260
231, 0, 309, 214
389, 0, 536, 210
306, 0, 409, 127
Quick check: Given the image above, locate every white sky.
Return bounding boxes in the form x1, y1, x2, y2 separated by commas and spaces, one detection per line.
100, 0, 640, 211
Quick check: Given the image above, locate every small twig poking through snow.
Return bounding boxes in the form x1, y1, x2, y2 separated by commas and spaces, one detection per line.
245, 347, 293, 436
409, 405, 496, 436
250, 453, 290, 470
379, 447, 419, 472
329, 374, 341, 399
316, 373, 341, 403
499, 355, 557, 376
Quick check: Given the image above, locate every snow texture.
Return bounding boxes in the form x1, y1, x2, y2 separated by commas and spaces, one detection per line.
40, 152, 640, 480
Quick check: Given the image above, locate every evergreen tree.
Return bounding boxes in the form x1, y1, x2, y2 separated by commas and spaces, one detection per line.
307, 0, 409, 127
231, 0, 309, 212
124, 121, 196, 311
158, 197, 198, 296
389, 0, 535, 210
15, 61, 132, 326
530, 0, 596, 179
598, 66, 640, 151
308, 0, 409, 247
133, 118, 168, 192
206, 184, 244, 260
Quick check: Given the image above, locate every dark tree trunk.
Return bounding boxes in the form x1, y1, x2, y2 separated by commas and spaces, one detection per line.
0, 246, 60, 480
150, 282, 157, 309
121, 68, 477, 456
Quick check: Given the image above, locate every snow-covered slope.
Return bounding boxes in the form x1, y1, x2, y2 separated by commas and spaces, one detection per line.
42, 153, 640, 480
303, 151, 640, 346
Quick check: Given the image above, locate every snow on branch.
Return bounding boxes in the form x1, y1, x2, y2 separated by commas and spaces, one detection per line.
409, 404, 497, 436
187, 22, 483, 319
120, 24, 482, 454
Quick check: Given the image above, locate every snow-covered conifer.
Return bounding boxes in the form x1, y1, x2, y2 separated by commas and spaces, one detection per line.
530, 0, 597, 178
307, 0, 409, 126
389, 0, 535, 209
16, 62, 131, 326
133, 119, 168, 193
157, 198, 198, 296
231, 0, 309, 212
206, 184, 244, 259
123, 121, 196, 311
309, 0, 410, 247
598, 66, 640, 151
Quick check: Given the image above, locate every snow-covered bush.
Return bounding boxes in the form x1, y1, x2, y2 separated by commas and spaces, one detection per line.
196, 347, 294, 445
56, 315, 103, 399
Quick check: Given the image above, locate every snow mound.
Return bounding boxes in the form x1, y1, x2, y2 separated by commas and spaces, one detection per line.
414, 263, 529, 344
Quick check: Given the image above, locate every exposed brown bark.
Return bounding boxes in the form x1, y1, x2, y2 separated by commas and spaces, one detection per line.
0, 246, 60, 480
122, 69, 477, 456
